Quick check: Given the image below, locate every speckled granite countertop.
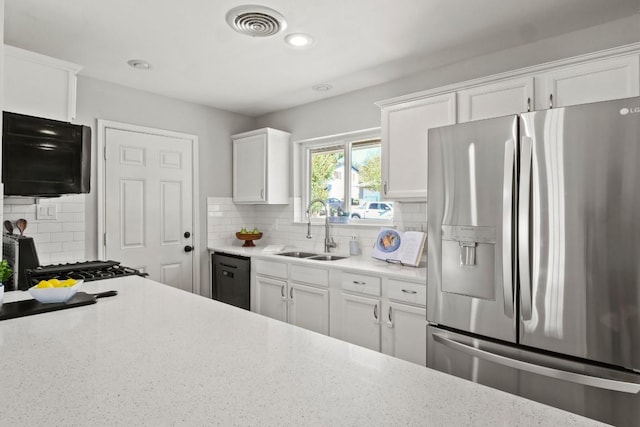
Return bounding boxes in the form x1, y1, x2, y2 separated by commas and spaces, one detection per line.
208, 245, 427, 282
0, 277, 604, 426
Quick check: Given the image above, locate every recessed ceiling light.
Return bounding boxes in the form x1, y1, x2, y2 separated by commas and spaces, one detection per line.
127, 59, 152, 70
312, 84, 332, 92
285, 33, 314, 47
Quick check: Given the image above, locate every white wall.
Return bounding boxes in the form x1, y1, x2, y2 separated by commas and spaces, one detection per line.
74, 76, 255, 295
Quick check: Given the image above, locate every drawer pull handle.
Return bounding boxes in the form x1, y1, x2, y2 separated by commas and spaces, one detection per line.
353, 281, 366, 285
220, 263, 237, 269
401, 289, 417, 294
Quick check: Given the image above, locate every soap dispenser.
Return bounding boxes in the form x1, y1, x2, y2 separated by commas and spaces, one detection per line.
349, 236, 361, 256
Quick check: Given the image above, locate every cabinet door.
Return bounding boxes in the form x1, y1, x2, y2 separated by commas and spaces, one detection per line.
457, 77, 533, 122
233, 134, 267, 203
255, 275, 287, 322
535, 55, 640, 110
340, 293, 381, 351
381, 302, 426, 366
289, 283, 329, 335
381, 93, 456, 201
4, 46, 81, 122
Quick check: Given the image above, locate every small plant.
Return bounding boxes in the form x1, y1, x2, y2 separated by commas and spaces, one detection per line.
0, 259, 13, 284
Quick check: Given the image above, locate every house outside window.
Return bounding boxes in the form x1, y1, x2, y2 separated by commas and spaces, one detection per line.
300, 128, 392, 225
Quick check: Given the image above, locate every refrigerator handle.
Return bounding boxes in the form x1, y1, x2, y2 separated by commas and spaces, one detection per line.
519, 136, 533, 321
501, 139, 515, 318
432, 332, 640, 394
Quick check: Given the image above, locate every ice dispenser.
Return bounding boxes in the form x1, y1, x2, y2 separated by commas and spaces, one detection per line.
441, 225, 496, 300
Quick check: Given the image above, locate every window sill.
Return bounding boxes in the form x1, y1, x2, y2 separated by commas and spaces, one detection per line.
293, 219, 396, 228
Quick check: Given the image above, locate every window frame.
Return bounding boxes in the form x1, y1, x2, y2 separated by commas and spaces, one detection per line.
296, 127, 392, 226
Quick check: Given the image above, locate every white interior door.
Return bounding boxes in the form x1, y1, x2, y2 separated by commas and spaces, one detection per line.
104, 127, 194, 292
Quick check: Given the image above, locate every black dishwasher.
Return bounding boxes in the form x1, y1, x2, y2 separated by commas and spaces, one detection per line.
211, 252, 250, 310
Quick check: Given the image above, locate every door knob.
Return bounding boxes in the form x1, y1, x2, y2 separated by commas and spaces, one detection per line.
184, 245, 194, 252
184, 231, 191, 238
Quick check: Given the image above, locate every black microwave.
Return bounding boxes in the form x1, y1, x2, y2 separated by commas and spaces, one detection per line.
2, 111, 91, 196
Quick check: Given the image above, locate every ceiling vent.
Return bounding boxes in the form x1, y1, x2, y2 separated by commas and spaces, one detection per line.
226, 5, 287, 37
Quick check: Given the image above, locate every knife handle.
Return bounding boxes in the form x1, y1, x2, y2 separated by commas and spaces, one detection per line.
93, 290, 118, 299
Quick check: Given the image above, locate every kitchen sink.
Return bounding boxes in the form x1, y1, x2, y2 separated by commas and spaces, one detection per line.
276, 251, 318, 258
307, 255, 347, 261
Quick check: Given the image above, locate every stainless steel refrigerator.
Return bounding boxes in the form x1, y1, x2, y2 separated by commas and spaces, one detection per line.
426, 96, 640, 426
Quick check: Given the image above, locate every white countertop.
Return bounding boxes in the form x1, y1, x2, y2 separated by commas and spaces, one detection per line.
0, 277, 603, 426
208, 245, 427, 282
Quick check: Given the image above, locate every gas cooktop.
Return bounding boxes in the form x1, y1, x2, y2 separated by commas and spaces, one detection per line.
26, 260, 146, 287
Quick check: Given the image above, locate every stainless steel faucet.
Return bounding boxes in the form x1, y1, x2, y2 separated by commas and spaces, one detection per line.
306, 198, 337, 253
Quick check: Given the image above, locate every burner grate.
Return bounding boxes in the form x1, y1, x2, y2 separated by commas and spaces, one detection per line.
25, 260, 146, 288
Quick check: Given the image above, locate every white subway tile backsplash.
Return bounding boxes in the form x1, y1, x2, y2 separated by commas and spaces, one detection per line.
33, 234, 51, 244
49, 252, 76, 263
37, 242, 63, 254
4, 195, 86, 263
10, 204, 36, 214
51, 232, 74, 243
61, 203, 85, 213
36, 222, 64, 233
206, 197, 427, 259
63, 241, 84, 252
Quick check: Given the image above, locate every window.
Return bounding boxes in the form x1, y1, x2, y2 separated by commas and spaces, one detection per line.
300, 128, 392, 224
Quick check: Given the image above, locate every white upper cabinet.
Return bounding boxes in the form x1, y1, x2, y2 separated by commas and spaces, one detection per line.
535, 55, 640, 110
379, 93, 456, 201
4, 45, 82, 122
232, 128, 290, 204
377, 46, 640, 201
457, 76, 534, 122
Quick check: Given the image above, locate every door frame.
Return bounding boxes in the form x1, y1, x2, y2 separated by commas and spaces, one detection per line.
96, 119, 200, 294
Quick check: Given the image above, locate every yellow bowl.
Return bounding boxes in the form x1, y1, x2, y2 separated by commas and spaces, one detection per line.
28, 280, 84, 303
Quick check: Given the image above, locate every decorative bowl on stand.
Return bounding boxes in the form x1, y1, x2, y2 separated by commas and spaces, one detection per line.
235, 232, 263, 247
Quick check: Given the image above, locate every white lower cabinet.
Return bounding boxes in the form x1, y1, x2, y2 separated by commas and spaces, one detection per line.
289, 283, 329, 335
340, 293, 381, 352
381, 302, 427, 366
338, 275, 427, 365
253, 259, 427, 365
254, 260, 330, 336
256, 275, 287, 322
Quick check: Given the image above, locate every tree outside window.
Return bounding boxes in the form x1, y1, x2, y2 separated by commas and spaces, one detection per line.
307, 138, 391, 223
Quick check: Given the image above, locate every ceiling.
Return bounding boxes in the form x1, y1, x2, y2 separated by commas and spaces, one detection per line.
5, 0, 640, 117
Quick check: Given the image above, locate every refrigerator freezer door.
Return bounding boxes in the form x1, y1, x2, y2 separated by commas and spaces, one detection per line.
427, 326, 640, 427
427, 115, 518, 342
519, 96, 640, 371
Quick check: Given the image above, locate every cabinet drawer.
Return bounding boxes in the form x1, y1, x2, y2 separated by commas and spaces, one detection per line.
341, 272, 381, 296
290, 264, 329, 287
254, 259, 287, 279
387, 279, 426, 306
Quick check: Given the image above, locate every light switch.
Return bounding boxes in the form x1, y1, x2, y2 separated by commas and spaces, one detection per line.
36, 205, 58, 220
